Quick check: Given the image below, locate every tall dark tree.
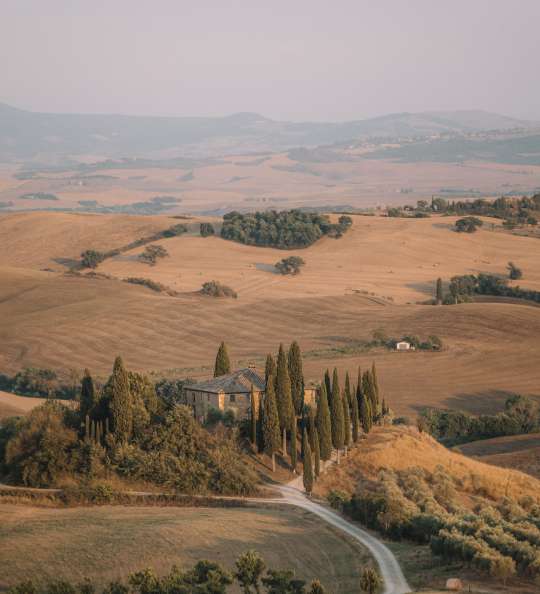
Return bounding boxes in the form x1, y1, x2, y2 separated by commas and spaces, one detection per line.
307, 406, 316, 450
108, 356, 133, 442
214, 342, 231, 377
302, 428, 313, 495
344, 371, 352, 407
362, 371, 377, 418
436, 277, 443, 304
359, 390, 373, 434
257, 397, 264, 453
371, 363, 380, 414
330, 368, 345, 461
276, 344, 294, 456
351, 389, 360, 443
262, 375, 281, 472
265, 354, 276, 386
324, 369, 332, 399
288, 341, 304, 415
342, 392, 351, 451
290, 421, 297, 472
316, 382, 332, 461
313, 428, 321, 478
80, 369, 97, 421
249, 385, 257, 446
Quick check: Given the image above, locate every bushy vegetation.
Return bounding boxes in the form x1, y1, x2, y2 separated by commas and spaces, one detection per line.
80, 250, 106, 269
444, 272, 540, 304
0, 367, 79, 399
419, 395, 539, 445
138, 244, 169, 265
6, 550, 334, 594
507, 261, 523, 280
124, 278, 179, 296
20, 192, 59, 201
0, 358, 257, 496
79, 224, 187, 269
455, 216, 483, 233
334, 464, 540, 582
201, 281, 237, 298
200, 222, 215, 237
221, 210, 352, 249
369, 329, 443, 351
275, 256, 305, 275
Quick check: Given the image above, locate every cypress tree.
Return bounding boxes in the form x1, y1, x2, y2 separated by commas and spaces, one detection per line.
313, 428, 321, 478
436, 277, 443, 304
262, 375, 280, 472
276, 344, 294, 456
80, 368, 97, 421
265, 353, 276, 386
307, 406, 316, 450
249, 385, 257, 445
359, 391, 373, 434
214, 342, 231, 377
324, 369, 331, 399
84, 414, 90, 441
351, 389, 360, 443
330, 368, 345, 461
344, 371, 352, 407
290, 421, 297, 472
342, 392, 351, 451
108, 355, 133, 442
362, 371, 377, 417
257, 397, 264, 453
371, 362, 380, 413
287, 341, 304, 415
302, 428, 313, 495
316, 382, 332, 461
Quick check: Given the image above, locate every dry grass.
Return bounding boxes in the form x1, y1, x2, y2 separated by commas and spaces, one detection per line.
0, 504, 371, 593
314, 425, 540, 503
0, 391, 48, 420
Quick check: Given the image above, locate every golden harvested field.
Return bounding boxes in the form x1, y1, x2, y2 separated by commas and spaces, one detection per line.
0, 504, 371, 592
1, 212, 540, 416
3, 156, 540, 212
455, 433, 540, 479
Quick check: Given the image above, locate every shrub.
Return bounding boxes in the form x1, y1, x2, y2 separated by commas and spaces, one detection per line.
455, 217, 483, 233
124, 277, 178, 296
507, 262, 523, 280
162, 223, 188, 237
80, 250, 106, 269
201, 281, 237, 298
275, 256, 305, 275
200, 222, 215, 237
138, 244, 169, 265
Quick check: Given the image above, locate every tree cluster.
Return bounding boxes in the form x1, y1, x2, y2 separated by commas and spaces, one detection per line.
200, 222, 215, 237
275, 256, 305, 275
220, 210, 351, 249
138, 244, 169, 265
201, 281, 238, 298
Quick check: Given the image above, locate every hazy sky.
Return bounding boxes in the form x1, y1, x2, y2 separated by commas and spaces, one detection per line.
2, 0, 540, 121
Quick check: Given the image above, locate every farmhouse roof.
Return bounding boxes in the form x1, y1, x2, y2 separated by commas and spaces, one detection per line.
188, 368, 265, 394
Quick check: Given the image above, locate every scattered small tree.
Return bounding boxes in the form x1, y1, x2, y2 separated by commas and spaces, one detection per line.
455, 216, 483, 233
139, 244, 169, 265
235, 550, 265, 594
200, 222, 215, 237
507, 261, 523, 280
359, 567, 382, 594
275, 256, 305, 275
80, 249, 105, 269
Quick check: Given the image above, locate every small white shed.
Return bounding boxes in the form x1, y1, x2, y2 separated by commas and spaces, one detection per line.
396, 341, 412, 351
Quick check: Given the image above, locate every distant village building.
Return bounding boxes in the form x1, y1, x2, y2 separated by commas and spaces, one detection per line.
396, 341, 413, 351
183, 368, 318, 422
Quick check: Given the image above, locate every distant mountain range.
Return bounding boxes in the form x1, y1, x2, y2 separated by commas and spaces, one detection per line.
0, 102, 538, 164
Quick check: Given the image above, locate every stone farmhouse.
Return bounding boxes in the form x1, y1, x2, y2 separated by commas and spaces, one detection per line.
183, 368, 317, 422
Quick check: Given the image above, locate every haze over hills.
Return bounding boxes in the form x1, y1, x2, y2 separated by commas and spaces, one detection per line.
1, 101, 538, 164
